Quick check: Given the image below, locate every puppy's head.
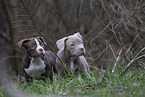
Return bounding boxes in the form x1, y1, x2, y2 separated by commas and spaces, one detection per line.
18, 36, 46, 58
56, 32, 85, 56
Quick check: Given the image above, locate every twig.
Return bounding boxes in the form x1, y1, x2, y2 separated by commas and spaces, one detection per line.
90, 22, 110, 44
95, 16, 129, 58
140, 0, 145, 15
0, 33, 11, 42
123, 47, 145, 73
117, 0, 122, 18
100, 0, 113, 29
136, 47, 145, 57
78, 0, 83, 16
94, 36, 114, 61
118, 32, 127, 48
123, 54, 145, 73
90, 0, 130, 59
114, 6, 144, 30
112, 48, 123, 73
94, 46, 109, 61
127, 32, 140, 53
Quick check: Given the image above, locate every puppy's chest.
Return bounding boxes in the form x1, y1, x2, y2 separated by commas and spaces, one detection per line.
24, 57, 46, 79
69, 58, 80, 70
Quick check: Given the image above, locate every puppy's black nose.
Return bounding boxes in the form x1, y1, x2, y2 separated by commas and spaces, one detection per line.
80, 48, 84, 52
39, 49, 43, 52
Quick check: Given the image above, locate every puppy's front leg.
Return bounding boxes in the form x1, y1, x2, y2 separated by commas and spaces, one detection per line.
24, 72, 32, 82
22, 54, 32, 82
45, 65, 53, 81
56, 58, 66, 77
43, 56, 53, 81
70, 58, 75, 75
79, 56, 90, 75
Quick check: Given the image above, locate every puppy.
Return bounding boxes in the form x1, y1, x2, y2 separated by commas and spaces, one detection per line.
56, 32, 90, 77
18, 36, 56, 82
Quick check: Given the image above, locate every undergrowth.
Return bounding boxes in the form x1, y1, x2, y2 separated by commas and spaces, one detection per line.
11, 66, 145, 97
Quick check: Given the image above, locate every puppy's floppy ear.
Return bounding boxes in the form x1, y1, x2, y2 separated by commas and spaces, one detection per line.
56, 37, 68, 50
37, 36, 47, 45
18, 39, 30, 49
74, 32, 82, 39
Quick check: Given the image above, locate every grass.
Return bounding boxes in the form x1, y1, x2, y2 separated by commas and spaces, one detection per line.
0, 85, 9, 97
0, 86, 6, 97
1, 46, 145, 97
9, 66, 145, 97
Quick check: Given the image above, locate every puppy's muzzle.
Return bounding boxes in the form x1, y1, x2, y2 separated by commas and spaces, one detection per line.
38, 48, 45, 55
80, 48, 85, 55
39, 48, 43, 52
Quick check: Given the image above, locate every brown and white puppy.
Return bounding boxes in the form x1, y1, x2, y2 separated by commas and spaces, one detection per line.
56, 32, 90, 77
18, 36, 56, 82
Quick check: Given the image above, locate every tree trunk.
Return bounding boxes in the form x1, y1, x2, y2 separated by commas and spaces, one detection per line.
2, 0, 21, 81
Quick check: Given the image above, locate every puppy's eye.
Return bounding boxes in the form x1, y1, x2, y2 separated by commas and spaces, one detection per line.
71, 44, 75, 46
81, 42, 83, 44
31, 45, 35, 49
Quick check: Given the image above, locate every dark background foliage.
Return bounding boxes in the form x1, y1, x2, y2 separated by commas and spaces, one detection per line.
0, 0, 145, 73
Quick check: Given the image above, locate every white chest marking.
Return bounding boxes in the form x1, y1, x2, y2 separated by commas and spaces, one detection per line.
70, 57, 76, 74
24, 57, 46, 79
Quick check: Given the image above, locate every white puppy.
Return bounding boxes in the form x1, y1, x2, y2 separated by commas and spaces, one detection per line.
56, 32, 90, 76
